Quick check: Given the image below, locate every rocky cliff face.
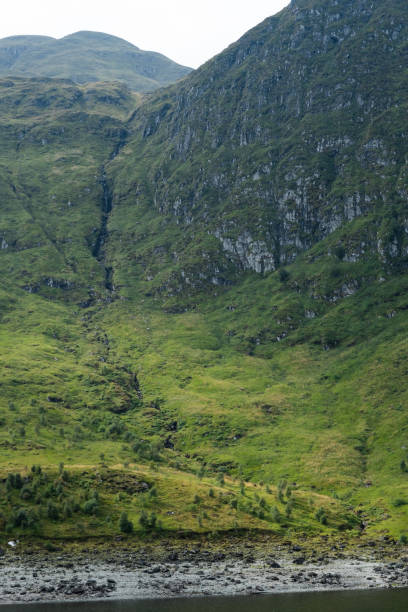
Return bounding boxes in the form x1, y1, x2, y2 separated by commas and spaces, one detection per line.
108, 0, 408, 296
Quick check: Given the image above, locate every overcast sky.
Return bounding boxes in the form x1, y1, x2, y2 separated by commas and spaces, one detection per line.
2, 0, 290, 68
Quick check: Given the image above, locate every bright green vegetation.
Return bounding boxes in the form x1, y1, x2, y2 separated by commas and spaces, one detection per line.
0, 464, 355, 537
0, 0, 408, 543
2, 259, 408, 540
0, 31, 192, 93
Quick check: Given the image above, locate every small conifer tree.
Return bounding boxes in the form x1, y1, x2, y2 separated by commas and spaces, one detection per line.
120, 512, 133, 533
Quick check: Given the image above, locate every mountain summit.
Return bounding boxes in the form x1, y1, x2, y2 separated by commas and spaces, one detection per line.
0, 31, 192, 92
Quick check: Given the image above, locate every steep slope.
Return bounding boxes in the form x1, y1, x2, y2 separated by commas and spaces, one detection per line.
0, 77, 138, 303
108, 0, 408, 297
0, 32, 192, 92
0, 0, 408, 542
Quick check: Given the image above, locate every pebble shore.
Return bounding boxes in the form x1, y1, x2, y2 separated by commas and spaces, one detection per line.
0, 538, 407, 604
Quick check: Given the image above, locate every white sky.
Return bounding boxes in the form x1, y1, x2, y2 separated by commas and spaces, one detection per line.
1, 0, 290, 68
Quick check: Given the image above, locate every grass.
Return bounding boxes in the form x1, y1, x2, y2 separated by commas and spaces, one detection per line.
1, 262, 408, 541
1, 0, 408, 544
0, 32, 192, 92
0, 462, 356, 538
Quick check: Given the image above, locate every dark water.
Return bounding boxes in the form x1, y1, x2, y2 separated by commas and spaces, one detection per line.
1, 590, 407, 612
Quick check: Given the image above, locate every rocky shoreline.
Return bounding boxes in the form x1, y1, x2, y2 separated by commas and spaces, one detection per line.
0, 537, 407, 604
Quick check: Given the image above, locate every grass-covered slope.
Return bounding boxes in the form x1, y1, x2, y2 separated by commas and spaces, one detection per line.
0, 32, 192, 93
0, 0, 407, 543
0, 77, 140, 302
1, 254, 408, 540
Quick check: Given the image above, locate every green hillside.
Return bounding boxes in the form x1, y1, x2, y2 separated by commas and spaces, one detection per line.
0, 31, 192, 92
0, 0, 408, 544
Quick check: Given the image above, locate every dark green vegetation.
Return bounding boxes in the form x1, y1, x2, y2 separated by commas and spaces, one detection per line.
0, 31, 192, 92
1, 465, 355, 536
0, 0, 408, 542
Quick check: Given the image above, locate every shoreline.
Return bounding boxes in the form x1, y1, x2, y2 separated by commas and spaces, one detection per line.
0, 538, 407, 605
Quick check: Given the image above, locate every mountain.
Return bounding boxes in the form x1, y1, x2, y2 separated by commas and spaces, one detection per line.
0, 31, 192, 92
110, 0, 408, 295
0, 0, 408, 542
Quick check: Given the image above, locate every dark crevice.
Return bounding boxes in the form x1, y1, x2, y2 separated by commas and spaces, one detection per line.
92, 168, 113, 291
133, 373, 143, 400
92, 169, 112, 260
105, 266, 113, 292
92, 133, 127, 291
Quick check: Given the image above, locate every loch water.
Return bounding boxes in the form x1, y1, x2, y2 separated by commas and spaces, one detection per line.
1, 589, 407, 612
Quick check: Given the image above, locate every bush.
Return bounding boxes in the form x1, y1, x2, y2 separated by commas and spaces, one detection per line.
138, 510, 158, 531
13, 509, 28, 528
132, 439, 160, 461
47, 502, 59, 520
315, 507, 328, 525
399, 534, 408, 545
63, 502, 72, 518
216, 473, 225, 486
55, 483, 63, 496
272, 507, 281, 523
334, 245, 346, 261
10, 508, 37, 529
6, 474, 15, 491
329, 265, 341, 279
44, 484, 56, 498
87, 489, 99, 502
285, 499, 294, 518
393, 498, 408, 507
279, 268, 290, 282
83, 499, 98, 515
139, 509, 149, 529
20, 485, 33, 500
119, 512, 133, 533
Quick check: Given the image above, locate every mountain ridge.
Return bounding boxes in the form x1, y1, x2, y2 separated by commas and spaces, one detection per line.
0, 30, 192, 92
